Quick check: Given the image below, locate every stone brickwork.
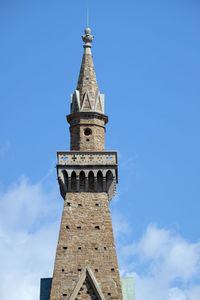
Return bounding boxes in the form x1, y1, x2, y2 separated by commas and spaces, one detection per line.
56, 151, 118, 202
49, 27, 123, 300
57, 151, 117, 166
67, 113, 107, 151
75, 276, 98, 300
50, 193, 123, 300
40, 277, 134, 300
77, 52, 98, 110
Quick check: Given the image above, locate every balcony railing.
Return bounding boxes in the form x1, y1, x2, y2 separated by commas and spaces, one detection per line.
57, 151, 117, 166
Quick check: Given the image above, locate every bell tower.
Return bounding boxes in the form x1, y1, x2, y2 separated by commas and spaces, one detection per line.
49, 27, 123, 300
68, 27, 107, 152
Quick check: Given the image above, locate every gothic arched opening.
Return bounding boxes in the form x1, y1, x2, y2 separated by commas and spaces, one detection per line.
71, 171, 77, 191
79, 171, 86, 192
106, 170, 113, 191
88, 171, 95, 192
63, 170, 68, 191
97, 171, 103, 192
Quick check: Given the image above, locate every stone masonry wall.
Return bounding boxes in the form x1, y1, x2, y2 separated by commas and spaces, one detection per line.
77, 53, 98, 110
50, 192, 123, 300
70, 118, 105, 151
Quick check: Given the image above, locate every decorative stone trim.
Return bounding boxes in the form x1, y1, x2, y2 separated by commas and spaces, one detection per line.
69, 266, 105, 300
57, 151, 117, 166
70, 89, 105, 114
67, 111, 108, 125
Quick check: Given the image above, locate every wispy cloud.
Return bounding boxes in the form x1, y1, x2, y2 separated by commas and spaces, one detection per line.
0, 171, 200, 300
118, 151, 138, 171
117, 224, 200, 300
0, 171, 62, 300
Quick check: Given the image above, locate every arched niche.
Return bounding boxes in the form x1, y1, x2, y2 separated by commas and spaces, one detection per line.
106, 170, 113, 191
71, 171, 77, 192
97, 170, 103, 192
88, 171, 95, 192
62, 170, 68, 191
79, 171, 86, 192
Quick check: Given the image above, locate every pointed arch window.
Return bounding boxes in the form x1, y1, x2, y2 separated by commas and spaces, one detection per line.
88, 171, 95, 192
79, 171, 86, 192
106, 170, 113, 191
97, 171, 103, 192
63, 170, 68, 191
71, 171, 77, 192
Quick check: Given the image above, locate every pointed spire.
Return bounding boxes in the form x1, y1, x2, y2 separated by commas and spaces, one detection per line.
76, 27, 99, 110
70, 27, 105, 114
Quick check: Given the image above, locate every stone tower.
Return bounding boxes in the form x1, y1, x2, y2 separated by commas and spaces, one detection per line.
49, 27, 123, 300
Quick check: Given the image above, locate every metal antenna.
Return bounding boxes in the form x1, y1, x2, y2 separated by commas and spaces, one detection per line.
87, 8, 89, 27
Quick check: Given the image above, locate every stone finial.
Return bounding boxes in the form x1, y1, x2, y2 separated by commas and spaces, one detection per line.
82, 27, 94, 48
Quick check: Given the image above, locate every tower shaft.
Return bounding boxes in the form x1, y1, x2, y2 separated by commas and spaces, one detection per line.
50, 193, 122, 300
50, 27, 123, 300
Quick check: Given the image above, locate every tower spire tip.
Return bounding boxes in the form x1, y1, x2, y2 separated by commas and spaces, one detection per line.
82, 27, 94, 48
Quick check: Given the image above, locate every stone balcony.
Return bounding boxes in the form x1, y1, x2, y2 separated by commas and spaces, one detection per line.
56, 151, 118, 201
57, 151, 118, 166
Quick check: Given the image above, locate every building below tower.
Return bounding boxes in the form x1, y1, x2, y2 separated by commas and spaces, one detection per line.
40, 277, 134, 300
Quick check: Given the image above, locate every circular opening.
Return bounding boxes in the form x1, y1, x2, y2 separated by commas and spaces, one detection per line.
84, 128, 92, 136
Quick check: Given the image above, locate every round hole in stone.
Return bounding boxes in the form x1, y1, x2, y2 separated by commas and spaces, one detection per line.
84, 128, 92, 136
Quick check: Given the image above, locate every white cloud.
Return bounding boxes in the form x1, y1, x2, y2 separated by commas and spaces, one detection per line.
112, 211, 130, 238
0, 172, 62, 300
186, 285, 200, 300
168, 288, 187, 300
118, 224, 200, 300
0, 173, 200, 300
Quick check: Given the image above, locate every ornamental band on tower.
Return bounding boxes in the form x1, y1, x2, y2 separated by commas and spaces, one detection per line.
40, 27, 134, 300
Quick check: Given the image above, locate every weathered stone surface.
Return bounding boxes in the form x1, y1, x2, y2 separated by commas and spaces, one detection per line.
77, 53, 98, 110
49, 27, 123, 300
41, 277, 135, 300
67, 113, 107, 151
50, 193, 123, 300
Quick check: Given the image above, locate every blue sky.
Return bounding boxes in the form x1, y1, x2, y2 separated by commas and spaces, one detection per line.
0, 1, 200, 300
